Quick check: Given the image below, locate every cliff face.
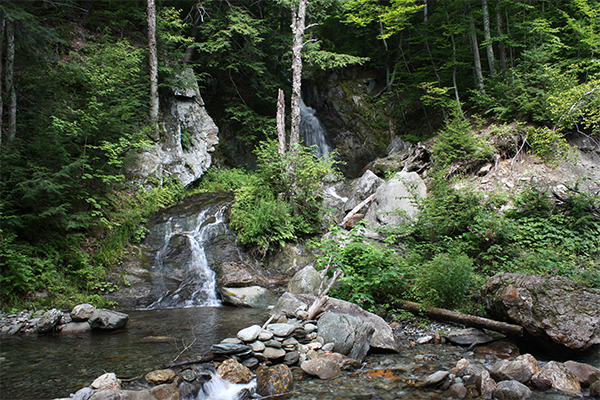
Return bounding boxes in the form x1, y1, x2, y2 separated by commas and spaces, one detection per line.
126, 70, 219, 187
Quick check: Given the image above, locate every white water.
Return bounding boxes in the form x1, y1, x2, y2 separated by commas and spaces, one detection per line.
147, 206, 227, 309
300, 99, 332, 158
194, 373, 256, 400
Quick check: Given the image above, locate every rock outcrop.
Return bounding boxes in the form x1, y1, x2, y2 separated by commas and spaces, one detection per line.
126, 69, 218, 187
481, 273, 600, 351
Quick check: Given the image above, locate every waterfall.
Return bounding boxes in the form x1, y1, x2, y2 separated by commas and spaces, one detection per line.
193, 373, 256, 400
300, 99, 332, 158
146, 206, 227, 309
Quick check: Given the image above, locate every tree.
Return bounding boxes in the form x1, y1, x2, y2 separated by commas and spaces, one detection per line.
290, 0, 310, 148
147, 0, 159, 140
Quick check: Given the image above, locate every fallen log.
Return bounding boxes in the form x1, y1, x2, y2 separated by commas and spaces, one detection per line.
162, 354, 215, 369
395, 300, 524, 337
339, 193, 375, 228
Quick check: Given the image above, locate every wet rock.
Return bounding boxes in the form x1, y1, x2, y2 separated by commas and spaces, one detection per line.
301, 357, 341, 380
317, 312, 374, 362
477, 370, 497, 399
482, 273, 600, 351
419, 371, 450, 388
490, 359, 533, 384
256, 364, 293, 397
60, 322, 92, 334
91, 373, 121, 392
37, 309, 63, 333
145, 369, 176, 384
217, 359, 253, 384
474, 340, 520, 359
237, 325, 262, 342
343, 170, 385, 213
89, 389, 120, 400
148, 382, 179, 400
71, 304, 96, 322
88, 309, 128, 330
492, 380, 531, 400
445, 327, 504, 347
180, 369, 196, 382
447, 382, 467, 399
531, 361, 581, 393
242, 357, 259, 369
287, 265, 323, 295
210, 343, 251, 356
591, 379, 600, 398
284, 351, 299, 366
564, 360, 600, 387
221, 286, 278, 308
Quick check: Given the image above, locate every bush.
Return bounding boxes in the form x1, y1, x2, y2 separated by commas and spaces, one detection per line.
415, 251, 473, 308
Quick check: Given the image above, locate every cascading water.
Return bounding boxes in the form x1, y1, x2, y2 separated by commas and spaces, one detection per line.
300, 99, 332, 158
145, 205, 228, 309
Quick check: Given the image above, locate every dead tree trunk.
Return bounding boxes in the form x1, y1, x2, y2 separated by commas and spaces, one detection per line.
277, 88, 286, 154
395, 300, 523, 337
482, 0, 496, 76
5, 19, 15, 146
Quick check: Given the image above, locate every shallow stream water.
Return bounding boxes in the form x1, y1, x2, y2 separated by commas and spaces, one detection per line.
1, 307, 598, 400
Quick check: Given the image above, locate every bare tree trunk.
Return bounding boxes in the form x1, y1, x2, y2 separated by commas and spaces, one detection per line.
495, 0, 507, 73
469, 6, 485, 95
147, 0, 159, 140
5, 19, 15, 146
290, 0, 308, 149
443, 4, 463, 116
277, 88, 286, 154
482, 0, 496, 76
0, 16, 5, 152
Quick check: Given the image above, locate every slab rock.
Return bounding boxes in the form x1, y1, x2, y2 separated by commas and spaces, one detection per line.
88, 309, 129, 330
481, 273, 600, 351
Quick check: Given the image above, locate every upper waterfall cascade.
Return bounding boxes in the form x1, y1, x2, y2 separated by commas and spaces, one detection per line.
300, 100, 332, 158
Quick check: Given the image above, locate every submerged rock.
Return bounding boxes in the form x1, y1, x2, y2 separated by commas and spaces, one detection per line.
482, 273, 600, 351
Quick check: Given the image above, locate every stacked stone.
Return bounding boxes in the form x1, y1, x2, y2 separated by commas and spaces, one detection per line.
211, 318, 335, 370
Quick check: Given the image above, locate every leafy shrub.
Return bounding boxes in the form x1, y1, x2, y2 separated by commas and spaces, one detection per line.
229, 140, 339, 255
415, 251, 473, 308
190, 167, 253, 194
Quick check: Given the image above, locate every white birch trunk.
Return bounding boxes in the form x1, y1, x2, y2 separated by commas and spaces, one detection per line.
290, 0, 308, 149
147, 0, 159, 138
469, 7, 485, 95
482, 0, 496, 76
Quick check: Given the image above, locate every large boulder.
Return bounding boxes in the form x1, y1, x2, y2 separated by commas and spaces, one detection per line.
270, 292, 398, 352
317, 312, 374, 362
71, 304, 96, 322
88, 309, 129, 330
220, 286, 278, 308
287, 265, 323, 295
37, 309, 63, 333
481, 273, 600, 351
364, 171, 426, 229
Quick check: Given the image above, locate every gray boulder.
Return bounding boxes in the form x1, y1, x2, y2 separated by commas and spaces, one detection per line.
482, 273, 600, 351
492, 380, 531, 400
237, 325, 262, 342
270, 292, 397, 352
344, 170, 385, 213
490, 359, 533, 384
88, 309, 128, 330
37, 309, 63, 333
287, 265, 323, 295
364, 171, 426, 229
221, 286, 278, 308
71, 304, 96, 322
531, 361, 581, 393
564, 360, 600, 387
318, 312, 374, 361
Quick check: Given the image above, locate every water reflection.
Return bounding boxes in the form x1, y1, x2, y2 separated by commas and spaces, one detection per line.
0, 307, 269, 400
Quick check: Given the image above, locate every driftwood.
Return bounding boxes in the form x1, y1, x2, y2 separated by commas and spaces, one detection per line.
306, 267, 344, 321
339, 193, 375, 228
161, 354, 215, 369
396, 300, 524, 337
